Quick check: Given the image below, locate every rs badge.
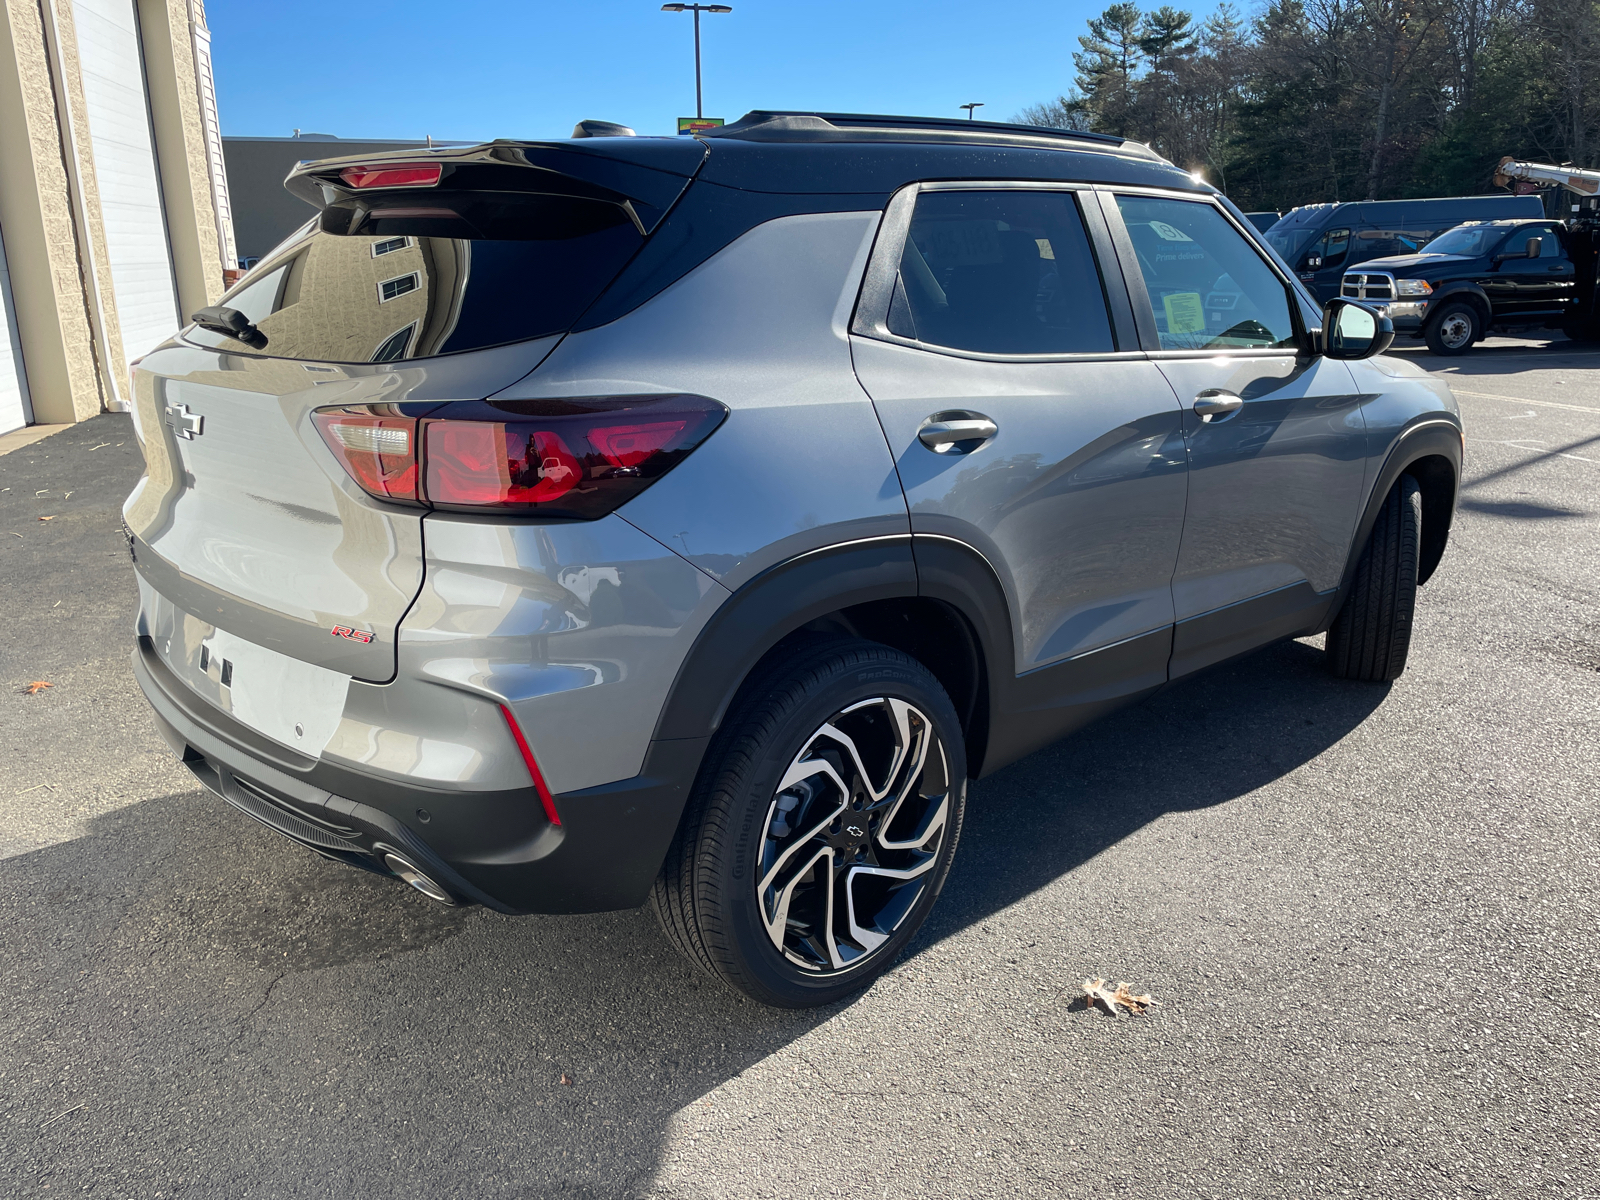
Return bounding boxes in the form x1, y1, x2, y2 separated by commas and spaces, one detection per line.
330, 625, 375, 644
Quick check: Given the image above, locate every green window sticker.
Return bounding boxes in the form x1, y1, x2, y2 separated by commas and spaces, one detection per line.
1163, 292, 1206, 334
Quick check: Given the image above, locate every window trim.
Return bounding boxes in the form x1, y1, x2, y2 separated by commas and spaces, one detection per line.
1100, 186, 1320, 359
850, 181, 1142, 364
370, 236, 414, 258
377, 272, 420, 304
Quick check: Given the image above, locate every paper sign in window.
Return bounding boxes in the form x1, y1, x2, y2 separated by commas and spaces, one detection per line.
1163, 292, 1206, 334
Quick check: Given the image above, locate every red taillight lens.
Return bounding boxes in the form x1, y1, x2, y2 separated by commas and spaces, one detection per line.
425, 423, 582, 506
338, 163, 443, 190
421, 395, 726, 518
312, 395, 725, 518
312, 408, 420, 503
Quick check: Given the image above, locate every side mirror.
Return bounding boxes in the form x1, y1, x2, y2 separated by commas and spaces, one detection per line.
1526, 237, 1543, 258
1321, 298, 1394, 360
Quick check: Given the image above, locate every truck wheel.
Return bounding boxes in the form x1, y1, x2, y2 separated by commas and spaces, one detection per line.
1560, 317, 1600, 344
1326, 476, 1421, 682
1425, 303, 1478, 355
652, 638, 966, 1008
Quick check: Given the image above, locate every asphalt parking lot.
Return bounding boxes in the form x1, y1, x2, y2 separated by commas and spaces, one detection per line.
2, 337, 1596, 1199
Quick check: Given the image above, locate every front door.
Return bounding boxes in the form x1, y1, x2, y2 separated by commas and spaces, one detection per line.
851, 186, 1189, 749
1106, 192, 1369, 677
1480, 223, 1577, 320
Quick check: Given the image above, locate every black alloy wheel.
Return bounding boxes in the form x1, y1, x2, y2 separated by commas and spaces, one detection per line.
652, 639, 966, 1008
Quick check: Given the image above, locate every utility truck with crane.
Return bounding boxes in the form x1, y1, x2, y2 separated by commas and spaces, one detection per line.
1336, 158, 1600, 354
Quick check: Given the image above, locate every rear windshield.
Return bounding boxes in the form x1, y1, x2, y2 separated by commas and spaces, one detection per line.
186, 194, 642, 363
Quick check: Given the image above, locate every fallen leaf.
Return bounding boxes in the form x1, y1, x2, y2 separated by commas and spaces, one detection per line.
1082, 977, 1160, 1016
559, 1072, 574, 1086
23, 681, 54, 695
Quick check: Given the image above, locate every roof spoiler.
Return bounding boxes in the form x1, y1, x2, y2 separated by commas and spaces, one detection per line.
282, 138, 705, 234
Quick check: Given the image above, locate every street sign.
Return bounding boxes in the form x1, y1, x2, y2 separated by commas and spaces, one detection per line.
677, 117, 724, 136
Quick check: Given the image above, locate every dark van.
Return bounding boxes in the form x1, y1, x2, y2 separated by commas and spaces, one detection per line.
1265, 195, 1545, 300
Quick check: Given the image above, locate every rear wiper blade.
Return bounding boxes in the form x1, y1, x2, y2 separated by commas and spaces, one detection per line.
191, 305, 268, 350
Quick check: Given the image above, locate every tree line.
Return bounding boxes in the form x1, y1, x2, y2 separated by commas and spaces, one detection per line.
1018, 0, 1600, 212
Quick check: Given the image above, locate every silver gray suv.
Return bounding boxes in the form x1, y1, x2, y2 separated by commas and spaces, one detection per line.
125, 112, 1462, 1007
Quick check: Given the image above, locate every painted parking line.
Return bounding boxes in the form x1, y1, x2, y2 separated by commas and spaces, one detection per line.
1446, 387, 1600, 415
1472, 438, 1600, 464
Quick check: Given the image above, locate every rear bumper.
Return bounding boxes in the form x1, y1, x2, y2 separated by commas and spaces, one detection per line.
134, 637, 705, 913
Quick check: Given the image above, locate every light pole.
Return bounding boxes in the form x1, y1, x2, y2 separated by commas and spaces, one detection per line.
960, 103, 984, 119
661, 4, 732, 120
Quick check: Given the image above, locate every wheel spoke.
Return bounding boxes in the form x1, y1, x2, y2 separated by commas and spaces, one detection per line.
874, 722, 934, 846
756, 794, 844, 897
760, 842, 833, 951
876, 789, 948, 853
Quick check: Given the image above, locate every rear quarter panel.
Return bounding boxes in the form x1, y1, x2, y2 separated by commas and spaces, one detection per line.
488, 209, 908, 591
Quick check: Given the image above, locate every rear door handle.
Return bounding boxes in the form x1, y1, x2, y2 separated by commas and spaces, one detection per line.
918, 412, 998, 454
1193, 389, 1244, 422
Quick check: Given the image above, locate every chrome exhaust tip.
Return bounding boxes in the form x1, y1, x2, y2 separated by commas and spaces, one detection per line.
381, 852, 456, 905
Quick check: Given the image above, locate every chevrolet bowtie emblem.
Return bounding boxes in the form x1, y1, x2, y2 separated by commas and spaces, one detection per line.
165, 401, 204, 439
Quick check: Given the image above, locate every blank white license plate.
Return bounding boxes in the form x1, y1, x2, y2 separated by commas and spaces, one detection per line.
146, 591, 351, 757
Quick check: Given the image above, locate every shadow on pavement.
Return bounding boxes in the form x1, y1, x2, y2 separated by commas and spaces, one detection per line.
0, 634, 1387, 1197
1458, 497, 1591, 520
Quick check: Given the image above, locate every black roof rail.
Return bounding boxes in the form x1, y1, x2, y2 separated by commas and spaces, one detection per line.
701, 111, 1162, 159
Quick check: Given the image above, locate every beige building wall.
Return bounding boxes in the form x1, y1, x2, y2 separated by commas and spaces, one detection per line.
0, 0, 234, 427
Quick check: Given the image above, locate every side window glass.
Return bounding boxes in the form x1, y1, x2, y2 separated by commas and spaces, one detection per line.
890, 190, 1115, 355
1114, 195, 1297, 352
1321, 228, 1351, 267
1500, 226, 1533, 257
1503, 225, 1561, 258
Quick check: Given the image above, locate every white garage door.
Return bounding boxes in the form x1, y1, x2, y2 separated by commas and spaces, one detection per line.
72, 0, 181, 366
0, 223, 30, 435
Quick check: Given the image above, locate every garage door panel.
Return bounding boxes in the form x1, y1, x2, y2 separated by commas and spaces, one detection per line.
0, 225, 29, 434
73, 0, 180, 365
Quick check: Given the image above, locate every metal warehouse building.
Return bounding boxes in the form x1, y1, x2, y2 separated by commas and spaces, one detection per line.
0, 0, 234, 437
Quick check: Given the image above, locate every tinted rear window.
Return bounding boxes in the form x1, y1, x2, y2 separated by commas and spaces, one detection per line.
187, 194, 641, 363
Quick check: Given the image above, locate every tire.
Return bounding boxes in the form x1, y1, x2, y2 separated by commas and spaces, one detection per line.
1326, 475, 1421, 682
1425, 302, 1479, 356
651, 638, 967, 1008
1560, 317, 1600, 344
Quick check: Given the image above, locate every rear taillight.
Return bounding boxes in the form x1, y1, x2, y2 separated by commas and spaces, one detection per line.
312, 408, 421, 504
339, 163, 443, 189
312, 395, 726, 519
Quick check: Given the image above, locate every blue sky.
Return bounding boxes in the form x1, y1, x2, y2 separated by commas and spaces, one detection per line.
210, 0, 1224, 142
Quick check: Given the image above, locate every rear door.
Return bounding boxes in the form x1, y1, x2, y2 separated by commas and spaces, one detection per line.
1104, 191, 1368, 677
852, 184, 1188, 688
